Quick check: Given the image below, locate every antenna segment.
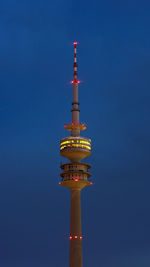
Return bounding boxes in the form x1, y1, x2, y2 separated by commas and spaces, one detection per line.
72, 42, 80, 135
73, 41, 78, 82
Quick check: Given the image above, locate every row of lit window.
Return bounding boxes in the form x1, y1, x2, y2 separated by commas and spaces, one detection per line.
65, 166, 86, 171
60, 140, 91, 146
60, 144, 91, 150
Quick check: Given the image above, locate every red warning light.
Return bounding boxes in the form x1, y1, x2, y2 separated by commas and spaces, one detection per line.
90, 182, 93, 185
69, 236, 72, 240
74, 235, 78, 239
59, 182, 61, 185
73, 41, 78, 45
80, 236, 82, 240
73, 177, 79, 181
70, 80, 80, 84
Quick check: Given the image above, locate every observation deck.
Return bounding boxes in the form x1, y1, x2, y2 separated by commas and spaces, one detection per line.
60, 136, 91, 162
60, 162, 92, 189
60, 162, 91, 180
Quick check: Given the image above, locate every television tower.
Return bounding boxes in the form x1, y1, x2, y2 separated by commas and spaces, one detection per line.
60, 42, 92, 267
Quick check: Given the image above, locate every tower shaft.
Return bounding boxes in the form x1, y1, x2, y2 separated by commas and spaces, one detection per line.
72, 83, 79, 124
69, 189, 82, 267
72, 82, 80, 136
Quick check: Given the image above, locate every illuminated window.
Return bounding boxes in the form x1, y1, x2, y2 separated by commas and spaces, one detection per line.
60, 142, 91, 151
60, 139, 91, 147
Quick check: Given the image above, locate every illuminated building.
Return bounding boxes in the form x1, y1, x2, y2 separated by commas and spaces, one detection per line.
60, 42, 92, 267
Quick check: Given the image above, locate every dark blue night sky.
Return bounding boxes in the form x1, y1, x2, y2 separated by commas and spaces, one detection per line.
0, 0, 150, 266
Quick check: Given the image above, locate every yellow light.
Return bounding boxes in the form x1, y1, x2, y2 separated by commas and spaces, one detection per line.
60, 144, 91, 151
60, 141, 73, 145
79, 140, 91, 145
60, 139, 91, 146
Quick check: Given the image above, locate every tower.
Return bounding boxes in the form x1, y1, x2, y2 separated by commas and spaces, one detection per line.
60, 42, 92, 267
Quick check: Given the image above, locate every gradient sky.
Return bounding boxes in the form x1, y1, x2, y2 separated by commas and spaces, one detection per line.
0, 0, 150, 266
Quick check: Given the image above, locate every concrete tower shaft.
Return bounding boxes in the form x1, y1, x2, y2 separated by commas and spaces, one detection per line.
72, 83, 79, 124
69, 189, 82, 267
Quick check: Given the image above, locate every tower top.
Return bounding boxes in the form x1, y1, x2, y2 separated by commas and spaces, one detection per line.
65, 42, 86, 134
71, 42, 80, 84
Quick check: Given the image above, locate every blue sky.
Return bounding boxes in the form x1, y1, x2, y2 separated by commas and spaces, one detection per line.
0, 0, 150, 266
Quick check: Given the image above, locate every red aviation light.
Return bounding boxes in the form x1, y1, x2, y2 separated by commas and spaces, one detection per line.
74, 235, 78, 239
59, 182, 61, 185
71, 121, 79, 126
69, 236, 72, 240
90, 182, 93, 185
73, 177, 79, 181
73, 41, 78, 45
70, 80, 80, 84
80, 236, 82, 240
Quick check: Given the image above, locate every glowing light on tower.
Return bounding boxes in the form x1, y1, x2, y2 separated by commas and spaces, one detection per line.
60, 42, 92, 267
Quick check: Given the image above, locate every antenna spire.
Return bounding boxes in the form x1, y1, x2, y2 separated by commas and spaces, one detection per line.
65, 42, 87, 135
73, 42, 78, 82
71, 42, 80, 84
